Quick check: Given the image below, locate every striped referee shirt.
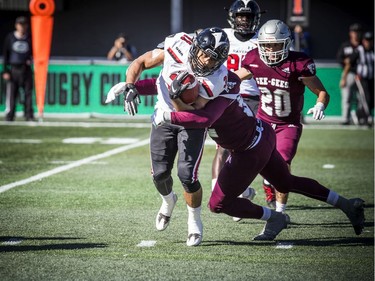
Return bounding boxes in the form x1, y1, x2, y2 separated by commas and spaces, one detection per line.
355, 45, 374, 79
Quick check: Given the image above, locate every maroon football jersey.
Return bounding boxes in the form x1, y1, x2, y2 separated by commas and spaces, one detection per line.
241, 49, 316, 125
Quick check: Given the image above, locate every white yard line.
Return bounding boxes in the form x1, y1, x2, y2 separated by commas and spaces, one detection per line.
0, 120, 151, 128
0, 138, 150, 194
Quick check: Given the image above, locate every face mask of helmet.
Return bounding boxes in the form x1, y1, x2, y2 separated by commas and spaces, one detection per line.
188, 27, 229, 76
257, 20, 292, 66
227, 0, 261, 35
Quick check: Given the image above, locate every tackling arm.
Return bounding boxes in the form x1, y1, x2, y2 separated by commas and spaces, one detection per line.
171, 96, 210, 111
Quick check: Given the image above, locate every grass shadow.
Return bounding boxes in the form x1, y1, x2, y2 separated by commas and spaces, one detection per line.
0, 236, 107, 252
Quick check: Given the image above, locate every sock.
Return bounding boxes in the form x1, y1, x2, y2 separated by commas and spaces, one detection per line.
334, 195, 350, 213
159, 191, 176, 216
260, 206, 271, 220
276, 202, 286, 213
326, 190, 339, 206
211, 178, 217, 191
187, 205, 202, 234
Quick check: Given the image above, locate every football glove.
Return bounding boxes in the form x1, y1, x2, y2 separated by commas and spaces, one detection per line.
151, 109, 171, 127
105, 82, 126, 103
307, 102, 325, 120
169, 71, 190, 100
124, 83, 141, 116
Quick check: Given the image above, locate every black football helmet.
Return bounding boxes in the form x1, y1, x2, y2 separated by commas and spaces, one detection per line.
188, 27, 229, 77
227, 0, 261, 35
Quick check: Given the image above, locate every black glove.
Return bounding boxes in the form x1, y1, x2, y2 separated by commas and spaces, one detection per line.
124, 83, 141, 116
169, 71, 190, 100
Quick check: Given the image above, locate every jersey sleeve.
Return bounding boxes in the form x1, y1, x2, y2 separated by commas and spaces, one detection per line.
299, 55, 317, 77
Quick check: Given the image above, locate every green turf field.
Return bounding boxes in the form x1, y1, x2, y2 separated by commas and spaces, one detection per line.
0, 120, 373, 281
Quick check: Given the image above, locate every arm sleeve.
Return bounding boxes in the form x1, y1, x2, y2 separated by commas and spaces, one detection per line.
135, 78, 157, 95
170, 97, 229, 128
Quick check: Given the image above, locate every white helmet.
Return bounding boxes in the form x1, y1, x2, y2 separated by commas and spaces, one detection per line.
257, 19, 292, 65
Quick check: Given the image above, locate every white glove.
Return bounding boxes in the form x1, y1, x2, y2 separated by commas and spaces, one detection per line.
307, 102, 325, 120
151, 109, 170, 127
105, 82, 126, 103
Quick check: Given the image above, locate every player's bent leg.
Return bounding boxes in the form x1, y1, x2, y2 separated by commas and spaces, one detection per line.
232, 186, 257, 222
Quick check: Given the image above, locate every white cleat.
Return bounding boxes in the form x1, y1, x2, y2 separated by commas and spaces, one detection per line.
186, 220, 203, 246
233, 186, 257, 222
253, 211, 288, 241
155, 193, 177, 231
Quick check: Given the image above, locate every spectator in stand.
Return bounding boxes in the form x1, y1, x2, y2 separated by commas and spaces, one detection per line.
2, 16, 35, 122
292, 24, 311, 56
336, 23, 363, 125
107, 33, 137, 62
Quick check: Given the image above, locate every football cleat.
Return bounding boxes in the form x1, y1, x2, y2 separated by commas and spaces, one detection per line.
344, 198, 365, 235
186, 220, 203, 246
186, 233, 203, 247
233, 186, 257, 222
253, 211, 288, 241
283, 213, 291, 224
155, 193, 178, 231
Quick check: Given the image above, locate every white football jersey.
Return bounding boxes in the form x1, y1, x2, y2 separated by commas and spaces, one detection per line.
155, 32, 228, 112
223, 28, 260, 97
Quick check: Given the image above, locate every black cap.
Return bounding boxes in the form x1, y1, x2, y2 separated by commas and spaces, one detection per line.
364, 31, 373, 40
15, 16, 27, 24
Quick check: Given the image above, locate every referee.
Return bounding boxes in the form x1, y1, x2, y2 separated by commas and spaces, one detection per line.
2, 16, 35, 122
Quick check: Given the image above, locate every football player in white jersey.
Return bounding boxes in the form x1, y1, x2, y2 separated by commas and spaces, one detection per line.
106, 27, 230, 246
212, 0, 267, 222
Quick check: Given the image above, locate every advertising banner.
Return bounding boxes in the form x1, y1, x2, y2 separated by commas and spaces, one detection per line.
0, 62, 342, 117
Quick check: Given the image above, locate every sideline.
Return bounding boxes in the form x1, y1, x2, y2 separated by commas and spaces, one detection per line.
0, 138, 150, 194
0, 117, 372, 130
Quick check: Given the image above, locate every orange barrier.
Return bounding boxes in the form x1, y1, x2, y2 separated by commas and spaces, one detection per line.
29, 0, 55, 118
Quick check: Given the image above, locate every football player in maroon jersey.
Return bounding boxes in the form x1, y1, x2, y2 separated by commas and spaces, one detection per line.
235, 19, 330, 218
151, 70, 365, 241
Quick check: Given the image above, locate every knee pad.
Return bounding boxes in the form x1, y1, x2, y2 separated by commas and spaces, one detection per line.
153, 173, 173, 196
182, 180, 201, 193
